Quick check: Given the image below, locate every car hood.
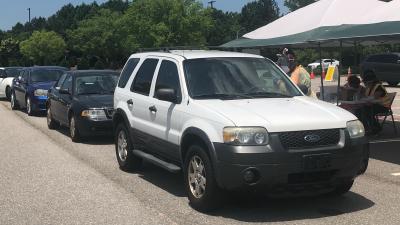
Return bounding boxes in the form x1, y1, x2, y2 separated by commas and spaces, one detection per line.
31, 81, 56, 90
74, 94, 113, 108
195, 96, 356, 132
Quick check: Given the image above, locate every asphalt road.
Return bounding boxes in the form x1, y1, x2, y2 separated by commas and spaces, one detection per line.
0, 99, 400, 225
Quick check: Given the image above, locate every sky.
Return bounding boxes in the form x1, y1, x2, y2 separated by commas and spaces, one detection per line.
0, 0, 288, 31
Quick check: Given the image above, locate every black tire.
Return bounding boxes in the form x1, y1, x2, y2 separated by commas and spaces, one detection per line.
184, 144, 223, 212
47, 107, 59, 130
10, 92, 19, 110
331, 180, 354, 196
358, 148, 370, 175
388, 82, 398, 87
69, 115, 82, 142
5, 86, 11, 101
115, 123, 142, 171
26, 97, 34, 116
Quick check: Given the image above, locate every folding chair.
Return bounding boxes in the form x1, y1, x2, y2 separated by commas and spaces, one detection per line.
376, 92, 397, 133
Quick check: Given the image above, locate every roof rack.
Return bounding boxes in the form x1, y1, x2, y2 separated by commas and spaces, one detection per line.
138, 46, 228, 53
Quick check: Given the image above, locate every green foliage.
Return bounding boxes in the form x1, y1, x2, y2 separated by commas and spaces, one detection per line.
240, 0, 280, 33
284, 0, 318, 12
206, 9, 240, 46
0, 38, 21, 66
119, 0, 213, 49
20, 31, 66, 65
67, 9, 124, 68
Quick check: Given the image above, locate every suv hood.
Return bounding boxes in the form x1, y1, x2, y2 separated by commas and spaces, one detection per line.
74, 94, 113, 108
196, 96, 356, 132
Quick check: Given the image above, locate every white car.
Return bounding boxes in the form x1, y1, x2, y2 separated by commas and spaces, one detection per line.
308, 59, 340, 70
0, 67, 23, 100
113, 50, 368, 211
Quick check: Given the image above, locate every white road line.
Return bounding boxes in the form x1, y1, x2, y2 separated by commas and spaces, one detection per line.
369, 139, 400, 144
391, 173, 400, 176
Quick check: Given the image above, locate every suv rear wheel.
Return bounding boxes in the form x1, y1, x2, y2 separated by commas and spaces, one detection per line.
115, 123, 142, 171
184, 145, 223, 212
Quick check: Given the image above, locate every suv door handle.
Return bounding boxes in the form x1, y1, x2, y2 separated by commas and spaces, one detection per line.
149, 105, 157, 113
127, 99, 133, 106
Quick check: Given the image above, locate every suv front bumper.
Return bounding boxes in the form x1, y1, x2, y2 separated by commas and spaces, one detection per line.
212, 131, 368, 194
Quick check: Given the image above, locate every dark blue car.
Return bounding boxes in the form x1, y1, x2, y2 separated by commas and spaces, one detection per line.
11, 66, 68, 115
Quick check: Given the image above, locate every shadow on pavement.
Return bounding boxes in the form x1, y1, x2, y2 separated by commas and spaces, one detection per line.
213, 192, 374, 222
134, 163, 374, 222
54, 126, 114, 145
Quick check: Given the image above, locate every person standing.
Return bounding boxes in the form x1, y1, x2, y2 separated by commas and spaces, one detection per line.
286, 49, 314, 97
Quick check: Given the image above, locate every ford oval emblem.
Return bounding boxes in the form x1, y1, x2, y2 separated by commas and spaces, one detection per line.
304, 134, 321, 143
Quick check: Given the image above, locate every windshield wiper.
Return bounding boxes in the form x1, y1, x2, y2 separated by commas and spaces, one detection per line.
247, 91, 293, 98
192, 93, 254, 100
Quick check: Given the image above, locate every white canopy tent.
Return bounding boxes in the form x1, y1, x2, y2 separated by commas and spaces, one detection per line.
222, 0, 400, 100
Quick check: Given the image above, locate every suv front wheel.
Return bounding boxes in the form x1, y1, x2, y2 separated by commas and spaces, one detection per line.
115, 123, 142, 171
184, 145, 223, 212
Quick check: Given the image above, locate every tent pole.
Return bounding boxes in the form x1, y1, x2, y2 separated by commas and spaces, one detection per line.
337, 40, 343, 105
319, 42, 324, 100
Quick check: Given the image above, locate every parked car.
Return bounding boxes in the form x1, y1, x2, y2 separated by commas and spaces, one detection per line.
46, 70, 119, 142
113, 50, 369, 211
11, 66, 68, 115
361, 52, 400, 86
308, 59, 340, 70
0, 67, 23, 100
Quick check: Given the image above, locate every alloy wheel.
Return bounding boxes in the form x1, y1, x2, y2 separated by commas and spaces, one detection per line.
26, 98, 31, 114
117, 130, 128, 162
188, 155, 207, 199
47, 108, 52, 126
70, 117, 76, 138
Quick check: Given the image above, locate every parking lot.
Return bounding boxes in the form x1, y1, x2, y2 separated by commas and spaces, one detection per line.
1, 98, 400, 225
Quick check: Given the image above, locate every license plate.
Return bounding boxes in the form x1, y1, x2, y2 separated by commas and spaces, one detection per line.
303, 154, 332, 171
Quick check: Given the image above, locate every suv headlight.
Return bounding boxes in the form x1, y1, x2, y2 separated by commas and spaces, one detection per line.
223, 127, 269, 145
34, 89, 48, 96
81, 109, 108, 121
347, 120, 365, 138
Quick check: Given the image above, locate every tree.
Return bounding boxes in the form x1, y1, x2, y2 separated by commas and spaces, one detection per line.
67, 9, 125, 68
240, 0, 280, 33
0, 38, 21, 66
284, 0, 318, 12
206, 9, 240, 46
20, 31, 66, 65
119, 0, 213, 50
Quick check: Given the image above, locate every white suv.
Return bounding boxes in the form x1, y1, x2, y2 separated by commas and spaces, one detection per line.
113, 50, 369, 211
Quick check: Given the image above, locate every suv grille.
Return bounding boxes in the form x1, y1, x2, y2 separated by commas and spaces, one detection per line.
279, 129, 340, 150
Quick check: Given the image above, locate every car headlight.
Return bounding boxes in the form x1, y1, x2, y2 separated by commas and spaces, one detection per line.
347, 120, 365, 138
223, 127, 269, 145
34, 89, 48, 96
81, 109, 108, 121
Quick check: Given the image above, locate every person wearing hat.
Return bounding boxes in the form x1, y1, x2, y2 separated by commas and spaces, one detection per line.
286, 49, 314, 97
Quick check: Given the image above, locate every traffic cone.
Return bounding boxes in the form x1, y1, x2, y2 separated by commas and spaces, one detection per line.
310, 68, 315, 79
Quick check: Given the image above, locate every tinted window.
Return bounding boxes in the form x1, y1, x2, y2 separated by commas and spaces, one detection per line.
30, 69, 64, 83
155, 60, 181, 101
21, 70, 29, 81
130, 58, 159, 95
56, 74, 68, 88
75, 73, 119, 95
118, 58, 140, 88
5, 68, 22, 77
0, 70, 5, 77
61, 75, 73, 91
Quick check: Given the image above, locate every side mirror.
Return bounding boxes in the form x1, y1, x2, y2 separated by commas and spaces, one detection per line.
59, 88, 71, 95
298, 84, 309, 95
156, 88, 178, 103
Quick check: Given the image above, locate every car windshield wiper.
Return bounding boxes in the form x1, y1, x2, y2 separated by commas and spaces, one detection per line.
247, 91, 293, 98
192, 93, 254, 100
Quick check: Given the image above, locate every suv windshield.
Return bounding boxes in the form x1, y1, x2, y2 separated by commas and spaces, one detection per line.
75, 73, 119, 95
184, 57, 301, 100
5, 68, 22, 77
30, 70, 64, 83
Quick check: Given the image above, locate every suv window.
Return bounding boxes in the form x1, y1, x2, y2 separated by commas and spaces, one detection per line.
118, 58, 140, 88
130, 58, 159, 95
154, 60, 181, 102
